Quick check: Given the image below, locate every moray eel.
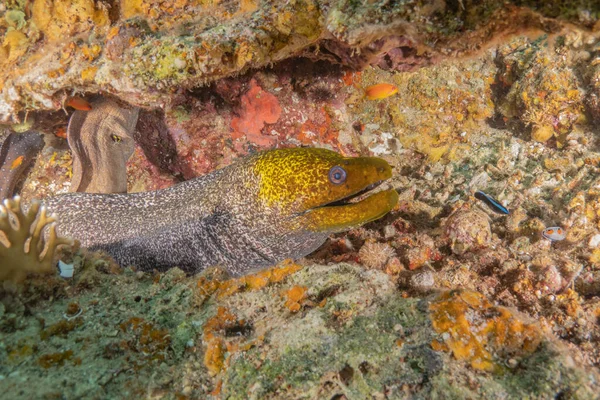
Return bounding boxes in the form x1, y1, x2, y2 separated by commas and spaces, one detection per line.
0, 131, 44, 199
43, 148, 398, 275
68, 98, 139, 194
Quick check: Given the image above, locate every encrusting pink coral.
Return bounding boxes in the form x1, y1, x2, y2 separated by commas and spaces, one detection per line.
0, 196, 72, 282
231, 79, 282, 146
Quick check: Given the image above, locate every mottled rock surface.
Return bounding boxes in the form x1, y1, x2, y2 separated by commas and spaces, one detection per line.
1, 263, 598, 399
2, 0, 600, 399
1, 0, 599, 122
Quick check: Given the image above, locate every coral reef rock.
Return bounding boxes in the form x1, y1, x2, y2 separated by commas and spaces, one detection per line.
1, 264, 597, 399
1, 1, 599, 122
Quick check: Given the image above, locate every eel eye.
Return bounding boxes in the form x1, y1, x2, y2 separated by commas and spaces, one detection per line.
328, 166, 347, 185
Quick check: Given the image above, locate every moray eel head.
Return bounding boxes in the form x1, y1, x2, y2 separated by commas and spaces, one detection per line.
252, 148, 398, 232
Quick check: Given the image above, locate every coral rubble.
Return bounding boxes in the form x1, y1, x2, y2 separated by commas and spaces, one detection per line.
495, 35, 587, 145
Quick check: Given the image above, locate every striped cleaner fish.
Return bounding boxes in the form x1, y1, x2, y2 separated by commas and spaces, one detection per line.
42, 148, 398, 275
474, 191, 509, 215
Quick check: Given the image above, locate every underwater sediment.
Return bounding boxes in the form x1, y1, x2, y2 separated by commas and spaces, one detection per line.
2, 1, 600, 399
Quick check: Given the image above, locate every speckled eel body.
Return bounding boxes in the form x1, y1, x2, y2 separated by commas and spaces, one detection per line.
43, 148, 398, 275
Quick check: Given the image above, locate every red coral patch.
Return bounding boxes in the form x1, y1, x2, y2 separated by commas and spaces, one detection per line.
231, 79, 282, 146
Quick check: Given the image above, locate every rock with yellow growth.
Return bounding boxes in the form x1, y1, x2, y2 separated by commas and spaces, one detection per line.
0, 0, 503, 122
195, 261, 302, 302
496, 37, 586, 145
81, 66, 98, 81
32, 0, 109, 43
0, 196, 73, 282
202, 307, 256, 376
283, 285, 308, 312
429, 290, 542, 372
120, 0, 256, 25
531, 124, 554, 143
203, 307, 237, 376
2, 258, 596, 398
380, 58, 494, 163
212, 265, 599, 398
1, 31, 29, 64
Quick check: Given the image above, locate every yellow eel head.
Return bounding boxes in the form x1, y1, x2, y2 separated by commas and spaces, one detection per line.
252, 148, 398, 233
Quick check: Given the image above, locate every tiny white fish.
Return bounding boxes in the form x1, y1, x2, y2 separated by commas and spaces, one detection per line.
542, 227, 566, 241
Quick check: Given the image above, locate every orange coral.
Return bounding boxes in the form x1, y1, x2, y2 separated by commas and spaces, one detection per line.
342, 70, 362, 87
118, 317, 171, 364
38, 350, 81, 368
231, 79, 282, 146
198, 263, 301, 376
196, 261, 302, 300
297, 107, 339, 147
40, 319, 83, 340
283, 285, 308, 312
204, 337, 226, 377
32, 0, 109, 43
203, 307, 237, 376
429, 290, 542, 372
203, 307, 255, 376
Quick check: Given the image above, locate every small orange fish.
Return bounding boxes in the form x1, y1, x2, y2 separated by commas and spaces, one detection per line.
365, 83, 398, 100
10, 155, 24, 170
55, 127, 67, 139
66, 96, 92, 111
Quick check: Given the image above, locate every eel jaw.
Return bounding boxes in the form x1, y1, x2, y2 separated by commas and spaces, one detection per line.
320, 180, 386, 208
304, 180, 399, 233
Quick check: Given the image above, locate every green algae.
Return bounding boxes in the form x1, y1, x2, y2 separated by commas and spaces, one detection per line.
218, 265, 597, 399
172, 106, 191, 123
5, 10, 27, 30
516, 0, 600, 22
222, 294, 429, 398
1, 255, 599, 399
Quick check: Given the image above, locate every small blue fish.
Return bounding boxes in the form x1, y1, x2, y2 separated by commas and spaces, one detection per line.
474, 191, 509, 215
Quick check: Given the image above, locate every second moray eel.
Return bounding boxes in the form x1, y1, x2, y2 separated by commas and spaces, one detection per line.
43, 148, 398, 275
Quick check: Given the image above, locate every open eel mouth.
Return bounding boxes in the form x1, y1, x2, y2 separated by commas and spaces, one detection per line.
321, 180, 389, 208
306, 178, 399, 233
